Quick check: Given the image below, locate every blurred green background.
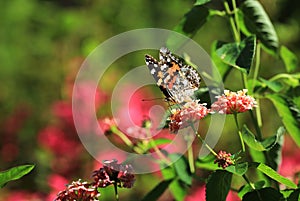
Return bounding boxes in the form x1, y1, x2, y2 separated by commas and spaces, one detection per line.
0, 0, 299, 200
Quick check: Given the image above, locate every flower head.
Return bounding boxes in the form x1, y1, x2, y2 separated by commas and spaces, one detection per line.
211, 89, 257, 114
54, 180, 100, 201
92, 159, 135, 188
169, 100, 210, 133
214, 150, 234, 169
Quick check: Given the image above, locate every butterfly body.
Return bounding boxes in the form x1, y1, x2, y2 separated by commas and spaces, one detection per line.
145, 47, 201, 104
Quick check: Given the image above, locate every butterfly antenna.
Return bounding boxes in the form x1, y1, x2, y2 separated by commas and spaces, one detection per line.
141, 97, 165, 102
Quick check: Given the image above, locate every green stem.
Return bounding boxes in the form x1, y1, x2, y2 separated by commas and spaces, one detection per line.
232, 0, 240, 36
187, 142, 195, 173
233, 113, 245, 152
224, 1, 240, 42
242, 174, 255, 189
190, 123, 217, 156
252, 43, 261, 93
111, 126, 133, 147
249, 110, 262, 140
114, 183, 119, 201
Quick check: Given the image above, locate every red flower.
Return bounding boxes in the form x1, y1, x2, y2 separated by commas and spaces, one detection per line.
169, 101, 210, 133
214, 150, 234, 169
211, 89, 257, 114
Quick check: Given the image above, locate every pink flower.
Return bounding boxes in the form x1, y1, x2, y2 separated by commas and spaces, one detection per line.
169, 101, 210, 133
54, 180, 100, 201
214, 150, 234, 169
211, 89, 257, 114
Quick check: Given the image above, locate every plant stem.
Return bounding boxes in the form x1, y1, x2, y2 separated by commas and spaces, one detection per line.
233, 113, 245, 152
190, 123, 217, 156
114, 183, 119, 201
242, 174, 255, 189
249, 110, 262, 140
111, 126, 133, 147
224, 1, 240, 42
187, 141, 195, 173
232, 0, 240, 36
252, 43, 261, 93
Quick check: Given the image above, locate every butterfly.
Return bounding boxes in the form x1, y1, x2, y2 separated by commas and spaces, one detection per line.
145, 47, 201, 104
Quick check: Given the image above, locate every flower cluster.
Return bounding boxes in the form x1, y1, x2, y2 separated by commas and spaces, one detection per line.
55, 180, 100, 201
214, 150, 234, 169
169, 100, 210, 133
92, 159, 135, 188
211, 89, 257, 114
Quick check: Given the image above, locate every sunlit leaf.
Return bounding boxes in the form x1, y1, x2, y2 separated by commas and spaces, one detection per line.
255, 163, 297, 188
259, 77, 283, 93
242, 187, 284, 201
194, 0, 211, 6
280, 46, 298, 73
0, 164, 35, 188
215, 36, 256, 73
266, 94, 300, 147
239, 0, 278, 55
206, 170, 232, 201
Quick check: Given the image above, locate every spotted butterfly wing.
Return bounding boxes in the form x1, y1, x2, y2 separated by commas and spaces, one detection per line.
145, 47, 201, 104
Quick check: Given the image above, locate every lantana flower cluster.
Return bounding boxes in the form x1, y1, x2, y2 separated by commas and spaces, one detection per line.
55, 160, 135, 201
214, 150, 235, 169
211, 89, 257, 114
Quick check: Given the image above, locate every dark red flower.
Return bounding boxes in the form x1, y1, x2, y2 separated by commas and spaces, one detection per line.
54, 180, 100, 201
92, 159, 135, 189
214, 150, 234, 169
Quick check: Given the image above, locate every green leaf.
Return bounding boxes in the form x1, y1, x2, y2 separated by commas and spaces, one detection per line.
206, 170, 232, 201
280, 46, 298, 73
255, 163, 297, 188
238, 181, 265, 198
259, 77, 283, 93
167, 5, 210, 49
211, 41, 231, 81
287, 189, 300, 201
266, 94, 300, 147
161, 165, 176, 180
242, 125, 265, 151
0, 164, 35, 188
215, 36, 256, 73
239, 0, 278, 55
242, 187, 284, 201
169, 179, 188, 201
265, 127, 284, 171
196, 154, 219, 170
194, 0, 211, 6
226, 162, 248, 176
169, 154, 192, 185
141, 179, 173, 201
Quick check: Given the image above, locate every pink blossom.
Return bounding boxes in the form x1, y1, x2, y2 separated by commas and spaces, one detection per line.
214, 150, 234, 169
211, 89, 257, 114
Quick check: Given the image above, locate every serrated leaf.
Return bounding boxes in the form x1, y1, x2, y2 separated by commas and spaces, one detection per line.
141, 179, 173, 201
0, 164, 35, 188
226, 162, 248, 176
206, 170, 232, 201
194, 0, 211, 6
242, 187, 284, 201
215, 36, 256, 73
169, 154, 192, 185
266, 94, 300, 147
239, 0, 278, 54
259, 77, 283, 92
280, 46, 298, 73
255, 163, 297, 188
